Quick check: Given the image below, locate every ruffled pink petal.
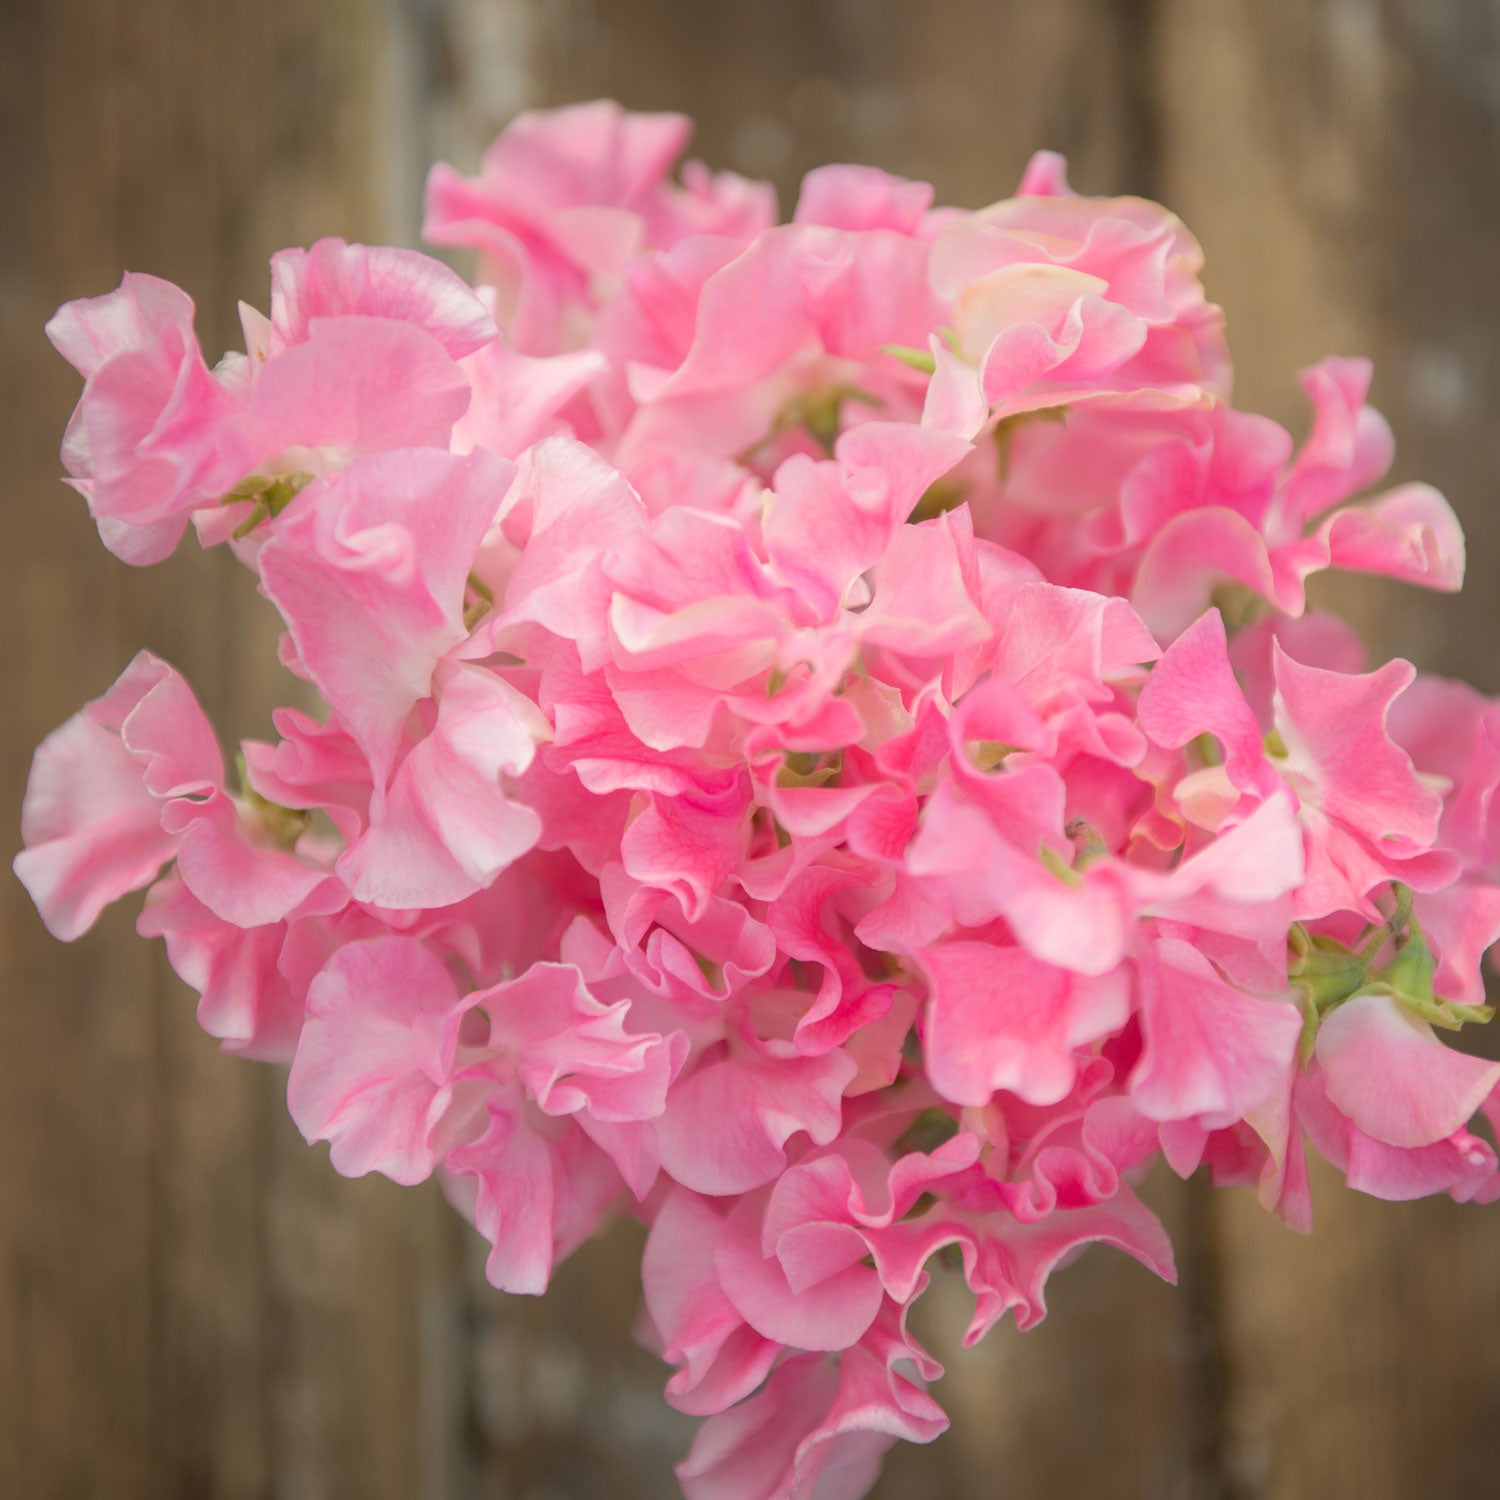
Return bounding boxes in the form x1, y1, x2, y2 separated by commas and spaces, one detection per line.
1316, 482, 1464, 594
338, 665, 546, 909
715, 1188, 883, 1351
476, 960, 683, 1124
443, 1090, 627, 1294
260, 447, 513, 781
267, 237, 497, 358
656, 1041, 857, 1197
14, 651, 221, 939
137, 875, 305, 1062
1137, 608, 1273, 796
1131, 939, 1302, 1125
242, 315, 474, 459
1315, 993, 1500, 1149
793, 165, 934, 233
681, 1309, 945, 1499
919, 942, 1129, 1107
643, 1188, 781, 1416
765, 422, 970, 620
287, 936, 479, 1184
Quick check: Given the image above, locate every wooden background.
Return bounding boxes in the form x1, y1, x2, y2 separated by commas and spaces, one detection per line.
4, 2, 1500, 1495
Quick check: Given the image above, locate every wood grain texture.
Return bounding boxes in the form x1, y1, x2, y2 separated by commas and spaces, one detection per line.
3, 2, 1498, 1497
1, 5, 456, 1499
1157, 6, 1500, 1497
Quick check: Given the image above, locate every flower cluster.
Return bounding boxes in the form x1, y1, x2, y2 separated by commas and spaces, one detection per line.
18, 101, 1500, 1498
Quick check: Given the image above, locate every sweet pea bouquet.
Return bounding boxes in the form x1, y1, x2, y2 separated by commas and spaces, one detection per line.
17, 100, 1500, 1498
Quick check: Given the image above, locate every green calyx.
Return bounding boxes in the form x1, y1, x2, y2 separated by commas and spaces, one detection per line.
1208, 582, 1269, 635
463, 571, 494, 631
1039, 843, 1081, 887
224, 470, 316, 539
882, 343, 936, 375
994, 405, 1067, 484
1190, 732, 1224, 769
795, 384, 883, 454
1038, 819, 1110, 888
907, 476, 968, 524
1290, 884, 1494, 1063
740, 385, 885, 464
892, 1107, 960, 1158
777, 749, 843, 789
235, 751, 311, 851
967, 739, 1017, 773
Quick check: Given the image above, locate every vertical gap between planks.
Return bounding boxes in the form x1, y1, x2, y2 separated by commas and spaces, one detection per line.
1117, 2, 1243, 1495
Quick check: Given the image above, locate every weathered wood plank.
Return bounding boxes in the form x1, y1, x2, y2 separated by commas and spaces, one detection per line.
1, 4, 460, 1498
6, 2, 1500, 1497
1158, 5, 1500, 1497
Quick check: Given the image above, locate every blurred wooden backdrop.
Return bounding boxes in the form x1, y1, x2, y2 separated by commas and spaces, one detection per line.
4, 2, 1500, 1496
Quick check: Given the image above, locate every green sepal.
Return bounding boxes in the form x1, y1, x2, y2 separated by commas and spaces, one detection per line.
784, 384, 882, 455
1191, 731, 1224, 768
1297, 990, 1322, 1066
223, 469, 315, 539
1291, 883, 1495, 1054
230, 499, 270, 540
777, 750, 843, 789
234, 750, 311, 850
1208, 582, 1269, 635
993, 405, 1067, 483
907, 476, 967, 524
1398, 994, 1495, 1032
892, 1108, 960, 1158
1039, 843, 1082, 888
224, 473, 273, 500
967, 740, 1015, 773
882, 343, 936, 374
463, 570, 494, 631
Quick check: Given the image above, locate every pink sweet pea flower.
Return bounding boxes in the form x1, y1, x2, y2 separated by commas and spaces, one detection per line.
48, 275, 240, 563
1314, 993, 1500, 1151
925, 167, 1229, 432
287, 935, 483, 1184
16, 650, 338, 943
1142, 610, 1457, 920
260, 447, 516, 782
24, 107, 1500, 1500
426, 100, 773, 353
676, 1306, 946, 1500
50, 243, 498, 565
15, 651, 221, 938
265, 236, 497, 359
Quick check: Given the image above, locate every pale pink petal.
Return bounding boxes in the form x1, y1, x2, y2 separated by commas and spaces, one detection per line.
287, 937, 478, 1184
1315, 993, 1500, 1148
267, 237, 497, 358
14, 651, 221, 940
137, 875, 304, 1062
1131, 939, 1302, 1125
793, 165, 934, 233
919, 942, 1128, 1107
338, 665, 546, 909
476, 960, 683, 1124
642, 1188, 780, 1416
657, 1042, 857, 1196
715, 1188, 883, 1351
1316, 482, 1465, 594
260, 447, 513, 782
